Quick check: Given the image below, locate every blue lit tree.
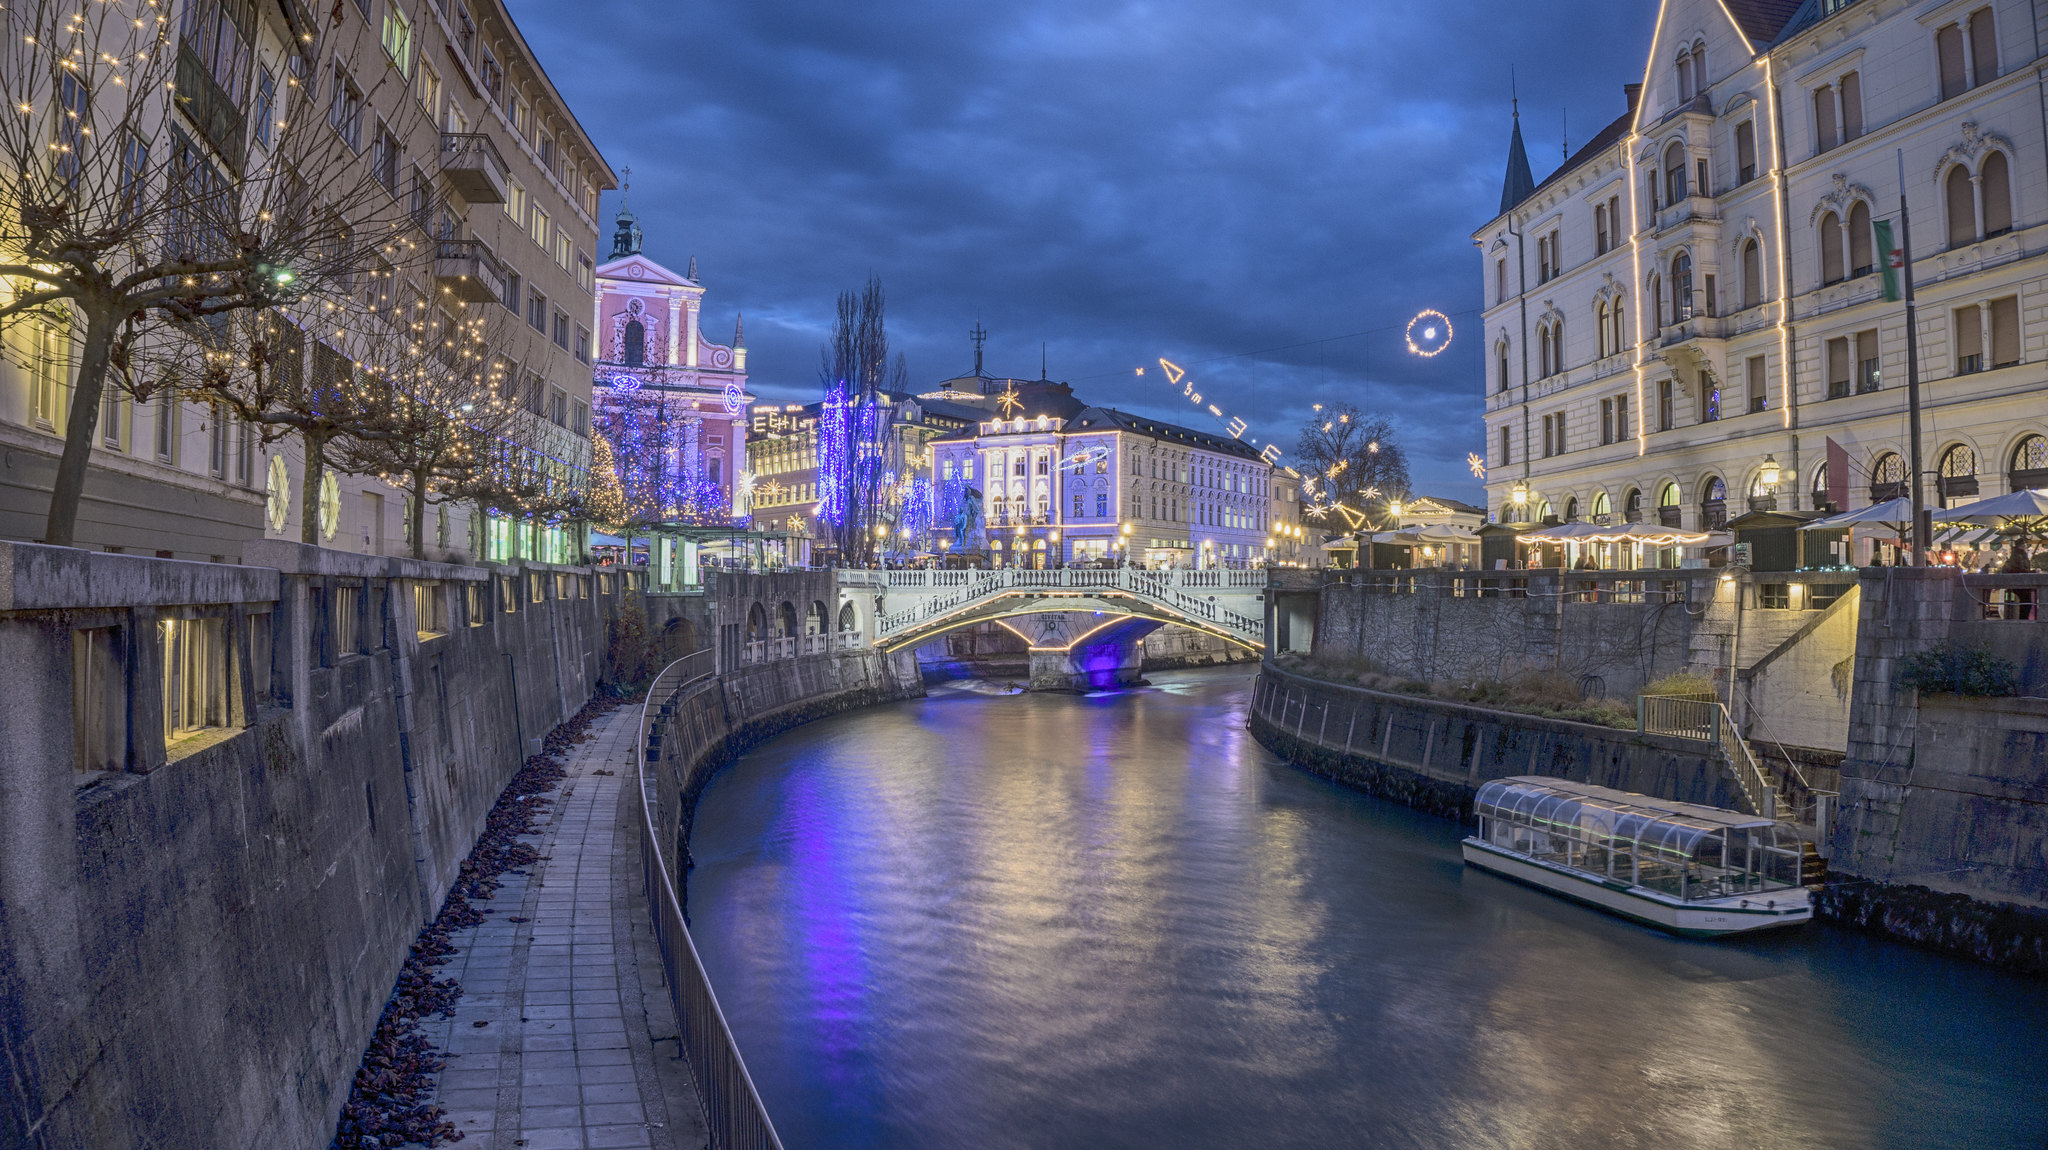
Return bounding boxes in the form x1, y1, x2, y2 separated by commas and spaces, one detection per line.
817, 277, 906, 565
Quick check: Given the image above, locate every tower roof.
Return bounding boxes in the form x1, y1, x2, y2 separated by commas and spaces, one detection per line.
1500, 107, 1536, 215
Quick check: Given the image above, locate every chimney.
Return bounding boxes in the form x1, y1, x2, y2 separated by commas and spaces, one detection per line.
1624, 83, 1643, 111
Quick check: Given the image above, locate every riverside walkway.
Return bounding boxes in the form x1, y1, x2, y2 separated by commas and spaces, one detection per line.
412, 708, 710, 1150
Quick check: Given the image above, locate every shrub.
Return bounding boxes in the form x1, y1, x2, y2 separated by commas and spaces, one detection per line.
1641, 671, 1718, 699
1894, 644, 2019, 697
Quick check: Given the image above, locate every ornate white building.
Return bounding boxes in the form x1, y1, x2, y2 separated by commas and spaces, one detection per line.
1478, 0, 2048, 548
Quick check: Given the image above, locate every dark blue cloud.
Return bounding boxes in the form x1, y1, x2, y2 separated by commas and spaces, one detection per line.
508, 0, 1656, 498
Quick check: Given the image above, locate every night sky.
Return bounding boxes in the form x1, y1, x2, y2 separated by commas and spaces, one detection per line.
505, 1, 1658, 499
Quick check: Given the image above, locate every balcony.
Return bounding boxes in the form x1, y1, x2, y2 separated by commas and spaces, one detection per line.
433, 240, 506, 303
1656, 195, 1720, 234
440, 133, 508, 204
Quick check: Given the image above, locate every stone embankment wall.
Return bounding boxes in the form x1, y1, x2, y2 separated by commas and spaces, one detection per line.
1312, 570, 1708, 698
641, 648, 925, 904
1247, 662, 1741, 818
1828, 568, 2048, 974
1, 541, 628, 1150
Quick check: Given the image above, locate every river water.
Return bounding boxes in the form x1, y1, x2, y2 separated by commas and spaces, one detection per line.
686, 669, 2048, 1149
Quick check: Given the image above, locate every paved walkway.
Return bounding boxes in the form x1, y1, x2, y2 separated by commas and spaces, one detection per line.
413, 706, 710, 1150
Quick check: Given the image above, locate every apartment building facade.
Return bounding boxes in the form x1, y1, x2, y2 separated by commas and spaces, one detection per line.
1478, 0, 2048, 550
0, 0, 613, 562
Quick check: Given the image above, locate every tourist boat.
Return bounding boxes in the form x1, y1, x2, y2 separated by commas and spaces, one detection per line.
1462, 776, 1811, 937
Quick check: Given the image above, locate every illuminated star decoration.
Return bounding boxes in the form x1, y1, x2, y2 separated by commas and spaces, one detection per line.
1154, 358, 1282, 465
995, 383, 1024, 417
1468, 452, 1487, 479
1405, 309, 1454, 358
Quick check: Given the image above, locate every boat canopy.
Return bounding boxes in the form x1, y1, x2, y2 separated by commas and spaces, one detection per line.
1471, 776, 1803, 899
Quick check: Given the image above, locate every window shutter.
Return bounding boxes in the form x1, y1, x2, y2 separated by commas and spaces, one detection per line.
1990, 297, 2020, 366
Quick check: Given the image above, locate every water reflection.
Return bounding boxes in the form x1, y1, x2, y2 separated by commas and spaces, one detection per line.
687, 669, 2048, 1149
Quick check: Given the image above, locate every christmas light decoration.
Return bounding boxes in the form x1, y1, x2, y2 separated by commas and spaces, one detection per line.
1405, 310, 1452, 357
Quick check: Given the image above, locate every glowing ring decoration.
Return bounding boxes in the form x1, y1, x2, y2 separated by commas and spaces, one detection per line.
1406, 310, 1453, 358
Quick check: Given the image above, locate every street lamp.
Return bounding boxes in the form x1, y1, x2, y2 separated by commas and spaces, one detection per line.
1511, 480, 1530, 519
1760, 454, 1781, 489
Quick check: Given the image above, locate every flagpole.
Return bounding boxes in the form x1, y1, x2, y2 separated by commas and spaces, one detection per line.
1896, 148, 1929, 566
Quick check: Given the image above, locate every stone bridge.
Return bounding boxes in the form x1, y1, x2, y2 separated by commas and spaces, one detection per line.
854, 567, 1267, 689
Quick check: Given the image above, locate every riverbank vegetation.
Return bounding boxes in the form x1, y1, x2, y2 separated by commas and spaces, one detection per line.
1274, 653, 1638, 729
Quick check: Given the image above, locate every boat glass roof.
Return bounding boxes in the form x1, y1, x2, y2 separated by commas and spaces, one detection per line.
1474, 776, 1772, 854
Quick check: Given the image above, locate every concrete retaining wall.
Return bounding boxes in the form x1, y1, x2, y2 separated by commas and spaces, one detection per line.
0, 542, 630, 1150
1248, 662, 1743, 819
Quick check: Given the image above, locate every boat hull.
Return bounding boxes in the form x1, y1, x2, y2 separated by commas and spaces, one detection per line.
1462, 839, 1811, 938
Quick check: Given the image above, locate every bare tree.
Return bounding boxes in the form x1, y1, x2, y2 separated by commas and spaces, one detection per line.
817, 276, 898, 565
0, 0, 431, 546
1295, 402, 1411, 513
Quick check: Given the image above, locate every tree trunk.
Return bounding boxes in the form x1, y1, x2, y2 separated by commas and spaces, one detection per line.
410, 473, 429, 560
41, 310, 117, 548
300, 429, 329, 545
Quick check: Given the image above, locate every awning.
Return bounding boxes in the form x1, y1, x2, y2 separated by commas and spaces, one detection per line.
1800, 497, 1914, 530
1933, 489, 2048, 528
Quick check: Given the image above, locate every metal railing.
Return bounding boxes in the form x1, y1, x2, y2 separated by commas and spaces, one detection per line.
637, 651, 785, 1150
1637, 693, 1778, 820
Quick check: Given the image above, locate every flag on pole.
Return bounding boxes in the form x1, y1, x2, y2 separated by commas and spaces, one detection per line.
1876, 219, 1903, 301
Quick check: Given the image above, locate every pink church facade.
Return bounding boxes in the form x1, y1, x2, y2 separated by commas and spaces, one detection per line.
591, 208, 753, 519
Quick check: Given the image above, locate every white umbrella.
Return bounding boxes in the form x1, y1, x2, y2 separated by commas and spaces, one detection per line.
1800, 497, 1915, 530
1410, 522, 1477, 542
1933, 489, 2048, 528
1517, 522, 1609, 543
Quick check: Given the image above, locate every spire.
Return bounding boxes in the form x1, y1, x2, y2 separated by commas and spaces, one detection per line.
1499, 92, 1535, 216
687, 255, 698, 282
733, 313, 745, 348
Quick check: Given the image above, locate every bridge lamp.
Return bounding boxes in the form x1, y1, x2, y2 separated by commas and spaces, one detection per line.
1049, 530, 1060, 542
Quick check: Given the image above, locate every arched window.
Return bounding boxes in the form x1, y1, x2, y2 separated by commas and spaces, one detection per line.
1870, 452, 1907, 501
1657, 481, 1681, 528
1939, 443, 1980, 505
1664, 142, 1688, 204
1811, 461, 1833, 512
1551, 320, 1564, 372
623, 319, 646, 366
1624, 488, 1643, 523
1648, 274, 1663, 332
838, 602, 858, 632
1982, 151, 2013, 237
1596, 302, 1610, 358
1592, 491, 1612, 522
1497, 341, 1511, 393
1741, 239, 1762, 308
1612, 297, 1626, 350
1564, 497, 1579, 523
1676, 54, 1692, 103
1818, 210, 1844, 285
1700, 476, 1728, 529
2010, 434, 2048, 490
1946, 165, 1977, 248
1848, 201, 1874, 276
1539, 327, 1553, 377
1693, 40, 1707, 88
1671, 251, 1694, 320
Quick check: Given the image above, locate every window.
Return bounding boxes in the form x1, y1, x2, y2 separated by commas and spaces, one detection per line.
29, 316, 68, 429
1827, 335, 1853, 397
236, 419, 253, 485
1073, 494, 1084, 518
329, 66, 364, 151
101, 384, 123, 449
208, 404, 228, 477
250, 67, 278, 149
1848, 201, 1873, 276
531, 206, 550, 250
1664, 142, 1687, 204
572, 399, 589, 437
1747, 355, 1767, 412
1495, 258, 1507, 302
155, 394, 178, 461
1700, 372, 1720, 423
1657, 379, 1674, 431
382, 6, 412, 74
372, 122, 400, 195
1870, 453, 1907, 501
505, 180, 526, 229
554, 231, 573, 271
1671, 251, 1694, 320
1939, 444, 1981, 504
623, 318, 644, 365
1954, 304, 1987, 374
1596, 302, 1610, 358
416, 61, 441, 120
549, 386, 568, 427
553, 309, 571, 350
1741, 239, 1762, 308
527, 288, 546, 332
1946, 166, 1976, 248
1611, 297, 1625, 352
1937, 23, 1969, 100
1497, 342, 1510, 393
1600, 397, 1614, 445
1814, 85, 1838, 153
2011, 435, 2048, 489
538, 132, 555, 171
1648, 274, 1662, 333
1982, 152, 2013, 237
1614, 393, 1629, 440
1818, 211, 1844, 285
1990, 296, 2020, 368
1676, 52, 1692, 102
54, 71, 86, 191
1970, 7, 1998, 86
1096, 493, 1108, 517
1594, 204, 1609, 255
1841, 72, 1863, 140
575, 324, 591, 364
1735, 120, 1757, 183
577, 251, 594, 294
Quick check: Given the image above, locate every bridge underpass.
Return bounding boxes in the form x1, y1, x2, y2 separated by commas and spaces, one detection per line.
867, 569, 1267, 690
